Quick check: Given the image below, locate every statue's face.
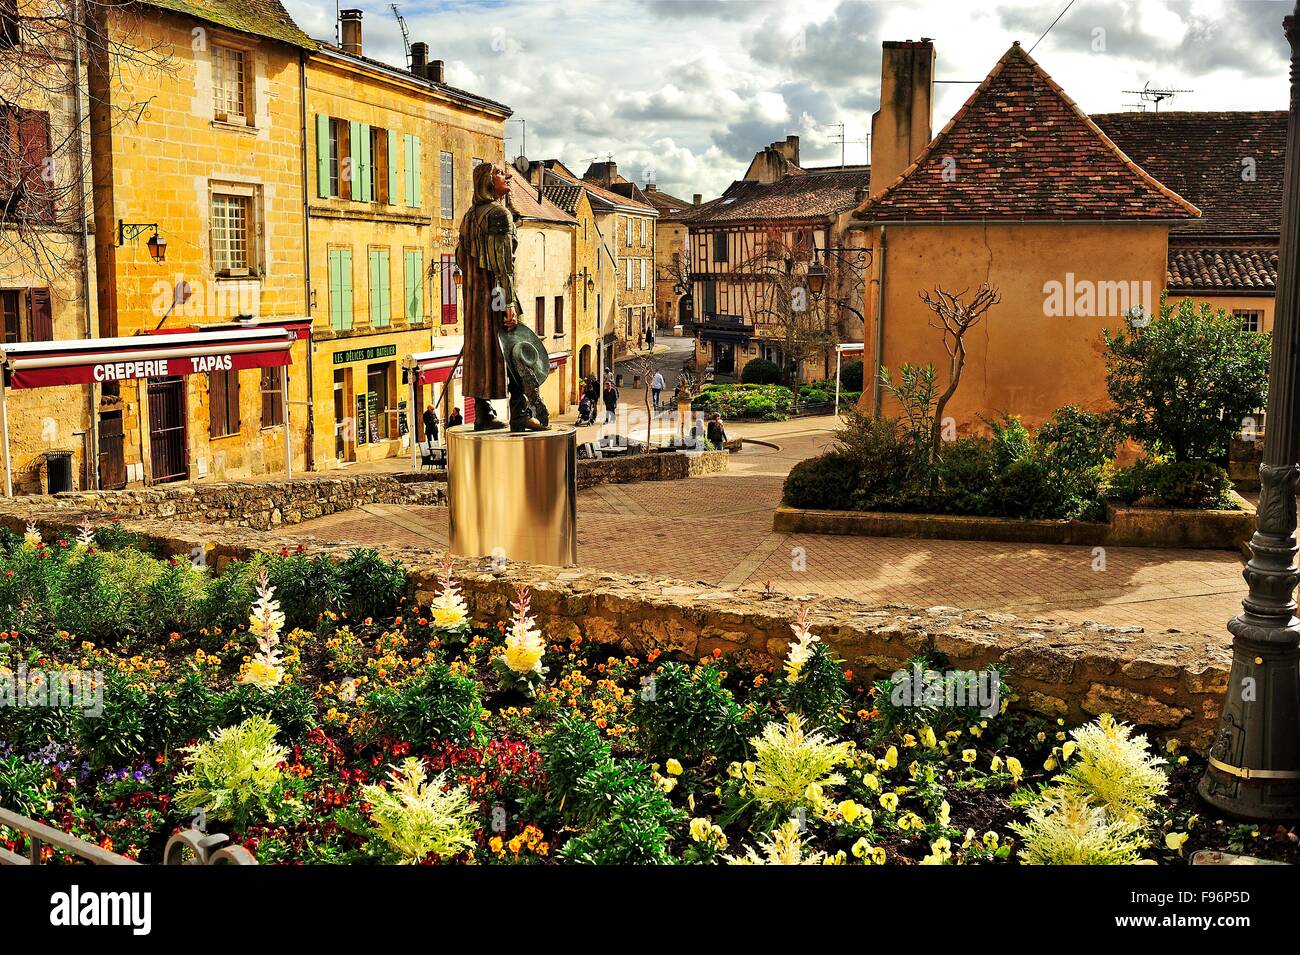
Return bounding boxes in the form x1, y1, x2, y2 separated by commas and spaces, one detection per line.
491, 167, 511, 199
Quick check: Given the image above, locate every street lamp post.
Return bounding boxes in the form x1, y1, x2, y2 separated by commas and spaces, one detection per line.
1199, 1, 1300, 819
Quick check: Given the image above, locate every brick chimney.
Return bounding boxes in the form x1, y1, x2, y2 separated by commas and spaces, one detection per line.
340, 9, 363, 56
781, 134, 800, 166
869, 38, 935, 197
410, 41, 427, 75
693, 194, 701, 206
428, 59, 444, 83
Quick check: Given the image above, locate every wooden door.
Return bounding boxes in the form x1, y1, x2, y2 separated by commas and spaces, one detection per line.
146, 377, 187, 483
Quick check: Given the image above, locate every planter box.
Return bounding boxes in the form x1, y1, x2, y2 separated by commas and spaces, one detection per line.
774, 491, 1256, 551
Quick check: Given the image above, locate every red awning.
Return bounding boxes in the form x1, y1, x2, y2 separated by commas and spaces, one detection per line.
410, 339, 567, 387
0, 327, 296, 390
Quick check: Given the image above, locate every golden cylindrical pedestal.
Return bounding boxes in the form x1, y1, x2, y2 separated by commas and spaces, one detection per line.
447, 425, 577, 567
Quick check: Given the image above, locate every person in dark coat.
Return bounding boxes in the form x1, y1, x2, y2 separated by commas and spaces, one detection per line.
447, 407, 463, 430
422, 404, 439, 452
706, 412, 727, 448
602, 377, 619, 424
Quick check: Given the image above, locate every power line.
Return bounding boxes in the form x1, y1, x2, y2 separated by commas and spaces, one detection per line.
1029, 0, 1077, 54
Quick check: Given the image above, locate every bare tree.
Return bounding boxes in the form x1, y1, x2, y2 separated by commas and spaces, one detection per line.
1, 0, 171, 283
917, 283, 1001, 453
620, 348, 661, 450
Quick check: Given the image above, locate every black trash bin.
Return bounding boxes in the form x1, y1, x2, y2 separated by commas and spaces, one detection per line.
45, 451, 73, 494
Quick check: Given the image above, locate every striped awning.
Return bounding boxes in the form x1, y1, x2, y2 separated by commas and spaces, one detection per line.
0, 326, 297, 390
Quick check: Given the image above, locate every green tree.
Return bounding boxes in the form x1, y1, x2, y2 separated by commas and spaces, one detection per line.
1103, 297, 1270, 462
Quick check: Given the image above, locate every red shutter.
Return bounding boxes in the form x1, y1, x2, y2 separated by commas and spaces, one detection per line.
17, 109, 52, 223
440, 254, 457, 324
26, 287, 51, 341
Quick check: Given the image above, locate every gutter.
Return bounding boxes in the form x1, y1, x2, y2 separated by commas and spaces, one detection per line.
848, 217, 1192, 228
71, 0, 99, 488
872, 226, 887, 418
298, 50, 315, 472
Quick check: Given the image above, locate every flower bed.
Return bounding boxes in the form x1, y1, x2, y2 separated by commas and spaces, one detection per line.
0, 524, 1289, 866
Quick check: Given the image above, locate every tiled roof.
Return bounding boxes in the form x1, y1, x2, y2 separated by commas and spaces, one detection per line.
689, 167, 871, 225
546, 164, 657, 214
855, 43, 1200, 222
1093, 111, 1286, 237
543, 180, 584, 215
1167, 244, 1278, 293
509, 182, 576, 226
141, 0, 315, 48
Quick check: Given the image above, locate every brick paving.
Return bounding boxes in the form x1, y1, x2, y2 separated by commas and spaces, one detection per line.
288, 418, 1245, 646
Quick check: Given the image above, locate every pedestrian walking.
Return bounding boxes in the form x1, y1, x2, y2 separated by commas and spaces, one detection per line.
645, 326, 655, 350
602, 377, 619, 424
651, 370, 665, 411
706, 412, 728, 449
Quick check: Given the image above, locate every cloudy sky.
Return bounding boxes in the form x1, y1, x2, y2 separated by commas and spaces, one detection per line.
281, 0, 1294, 199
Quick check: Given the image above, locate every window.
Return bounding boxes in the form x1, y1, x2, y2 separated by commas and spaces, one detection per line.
554, 295, 564, 335
626, 216, 632, 244
319, 116, 351, 199
328, 247, 353, 330
0, 0, 19, 48
368, 248, 391, 327
1234, 309, 1264, 333
209, 368, 240, 438
535, 296, 546, 336
625, 259, 632, 291
404, 250, 424, 323
369, 125, 392, 204
440, 151, 454, 219
403, 134, 421, 208
440, 253, 456, 324
625, 308, 633, 338
366, 363, 393, 441
212, 46, 247, 123
1, 288, 49, 342
639, 258, 647, 289
712, 231, 727, 263
640, 218, 647, 246
260, 366, 284, 428
1, 107, 53, 223
211, 193, 252, 274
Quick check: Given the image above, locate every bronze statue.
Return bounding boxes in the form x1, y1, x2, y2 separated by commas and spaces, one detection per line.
455, 162, 548, 432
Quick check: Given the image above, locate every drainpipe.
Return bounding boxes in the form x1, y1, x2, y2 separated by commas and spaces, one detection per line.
871, 225, 887, 417
71, 0, 99, 487
298, 49, 316, 472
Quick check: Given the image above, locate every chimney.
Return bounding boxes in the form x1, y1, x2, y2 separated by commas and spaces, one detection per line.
340, 9, 363, 56
869, 38, 935, 197
784, 134, 800, 166
428, 59, 444, 83
645, 182, 657, 192
410, 41, 428, 75
693, 194, 701, 206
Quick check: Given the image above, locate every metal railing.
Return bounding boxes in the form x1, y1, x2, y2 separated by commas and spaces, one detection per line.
0, 808, 256, 865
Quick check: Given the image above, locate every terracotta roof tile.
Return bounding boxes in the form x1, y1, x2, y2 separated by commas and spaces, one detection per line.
1093, 111, 1286, 237
689, 167, 871, 225
542, 181, 584, 215
1167, 244, 1278, 293
855, 44, 1200, 222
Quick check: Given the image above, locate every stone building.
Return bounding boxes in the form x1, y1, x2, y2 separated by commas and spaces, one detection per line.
305, 12, 508, 466
533, 174, 600, 398
0, 0, 97, 493
640, 183, 700, 333
580, 160, 658, 355
687, 134, 871, 382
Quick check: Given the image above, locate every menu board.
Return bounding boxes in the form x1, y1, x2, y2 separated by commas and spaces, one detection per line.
355, 394, 368, 446
397, 400, 409, 437
367, 391, 380, 444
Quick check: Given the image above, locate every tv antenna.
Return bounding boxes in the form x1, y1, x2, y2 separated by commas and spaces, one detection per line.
1122, 82, 1193, 112
826, 122, 868, 168
389, 4, 410, 66
1122, 101, 1147, 112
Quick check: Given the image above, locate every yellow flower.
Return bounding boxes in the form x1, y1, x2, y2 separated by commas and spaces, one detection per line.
869, 846, 886, 864
937, 800, 951, 827
1006, 756, 1023, 783
502, 628, 545, 675
430, 604, 468, 631
1062, 741, 1077, 761
879, 792, 899, 813
990, 754, 1003, 772
968, 725, 982, 738
907, 760, 919, 780
1165, 832, 1189, 855
851, 837, 871, 859
861, 772, 880, 792
727, 762, 743, 779
1043, 755, 1057, 771
883, 746, 898, 769
239, 658, 284, 691
961, 749, 977, 764
666, 758, 683, 777
839, 800, 861, 824
920, 726, 937, 748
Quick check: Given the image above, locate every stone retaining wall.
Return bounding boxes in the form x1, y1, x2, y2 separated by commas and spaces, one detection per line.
38, 475, 446, 530
577, 449, 729, 488
0, 501, 1231, 750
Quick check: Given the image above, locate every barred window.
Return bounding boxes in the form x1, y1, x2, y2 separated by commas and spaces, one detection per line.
211, 194, 251, 273
1233, 309, 1264, 333
212, 46, 247, 121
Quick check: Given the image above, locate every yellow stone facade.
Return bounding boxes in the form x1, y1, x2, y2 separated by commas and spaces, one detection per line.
613, 208, 656, 352
568, 189, 599, 398
304, 47, 506, 468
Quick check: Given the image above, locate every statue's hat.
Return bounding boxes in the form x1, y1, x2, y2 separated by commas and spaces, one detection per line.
499, 322, 550, 388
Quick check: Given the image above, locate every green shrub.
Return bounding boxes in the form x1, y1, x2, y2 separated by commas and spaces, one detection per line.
782, 452, 860, 510
538, 714, 610, 814
634, 661, 746, 764
798, 386, 831, 405
174, 715, 289, 828
779, 642, 849, 730
559, 756, 682, 865
265, 553, 344, 629
839, 360, 864, 393
693, 384, 795, 420
93, 521, 146, 553
1108, 459, 1232, 509
740, 357, 782, 385
213, 682, 317, 743
198, 557, 263, 632
338, 548, 406, 622
365, 661, 482, 746
985, 453, 1064, 519
935, 437, 996, 515
361, 757, 478, 863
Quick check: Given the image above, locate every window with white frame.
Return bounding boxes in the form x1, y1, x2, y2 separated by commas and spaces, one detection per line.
640, 217, 647, 246
625, 216, 632, 244
625, 259, 632, 290
212, 45, 248, 123
1234, 309, 1264, 333
211, 192, 253, 275
639, 258, 647, 289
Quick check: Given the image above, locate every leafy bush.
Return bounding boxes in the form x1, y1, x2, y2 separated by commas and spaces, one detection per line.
365, 662, 482, 747
1011, 793, 1146, 865
693, 384, 794, 420
798, 385, 831, 405
779, 642, 849, 730
538, 714, 610, 815
635, 661, 747, 764
213, 682, 317, 743
361, 757, 478, 863
1108, 458, 1233, 510
338, 549, 406, 622
934, 437, 996, 515
1104, 295, 1269, 462
265, 553, 343, 629
839, 359, 864, 393
1053, 714, 1168, 823
782, 452, 860, 510
174, 715, 289, 828
747, 714, 851, 812
740, 357, 782, 385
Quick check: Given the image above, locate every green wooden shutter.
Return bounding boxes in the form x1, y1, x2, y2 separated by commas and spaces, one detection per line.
369, 250, 380, 325
348, 119, 362, 199
316, 114, 330, 198
359, 123, 372, 202
369, 249, 390, 327
339, 249, 353, 330
328, 250, 341, 329
387, 128, 398, 205
380, 251, 391, 325
405, 251, 423, 323
407, 135, 421, 208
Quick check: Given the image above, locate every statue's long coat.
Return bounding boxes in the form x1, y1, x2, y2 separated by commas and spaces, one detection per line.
455, 164, 521, 401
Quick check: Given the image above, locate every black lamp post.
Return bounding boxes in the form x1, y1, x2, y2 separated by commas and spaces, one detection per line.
1199, 1, 1300, 819
117, 220, 166, 263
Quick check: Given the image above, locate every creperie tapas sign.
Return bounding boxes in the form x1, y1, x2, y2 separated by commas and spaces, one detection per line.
8, 349, 288, 390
